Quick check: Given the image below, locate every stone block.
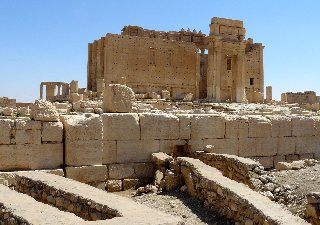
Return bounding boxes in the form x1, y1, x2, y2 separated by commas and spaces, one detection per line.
176, 114, 192, 139
273, 155, 286, 165
295, 136, 320, 154
0, 145, 31, 170
15, 129, 41, 145
248, 116, 271, 138
65, 140, 102, 166
102, 113, 140, 141
30, 100, 59, 122
41, 122, 63, 143
292, 116, 315, 137
106, 180, 122, 192
38, 169, 64, 177
203, 138, 238, 155
239, 138, 276, 157
140, 113, 179, 140
103, 84, 135, 113
116, 140, 159, 163
29, 144, 63, 170
191, 114, 225, 139
267, 115, 291, 137
123, 179, 140, 190
102, 141, 117, 164
274, 137, 295, 155
251, 156, 274, 169
134, 163, 155, 178
285, 154, 299, 162
60, 114, 102, 141
108, 164, 135, 179
65, 165, 108, 183
225, 116, 248, 139
187, 139, 204, 152
299, 153, 314, 160
0, 119, 11, 145
15, 119, 41, 130
159, 140, 187, 154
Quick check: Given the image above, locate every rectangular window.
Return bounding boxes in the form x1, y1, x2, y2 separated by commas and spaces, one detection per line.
227, 57, 232, 70
250, 78, 254, 85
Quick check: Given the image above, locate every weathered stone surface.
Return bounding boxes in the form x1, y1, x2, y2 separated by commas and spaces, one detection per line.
15, 119, 41, 130
247, 116, 271, 138
15, 129, 41, 145
102, 113, 140, 140
109, 164, 135, 179
0, 119, 11, 144
267, 115, 291, 137
159, 139, 187, 154
30, 100, 59, 122
41, 122, 63, 143
204, 138, 238, 155
239, 138, 276, 157
65, 165, 108, 183
116, 140, 159, 163
102, 140, 117, 164
0, 145, 31, 170
177, 114, 192, 139
140, 113, 179, 140
292, 116, 315, 137
29, 144, 63, 170
106, 179, 122, 192
225, 115, 248, 139
191, 114, 225, 139
103, 84, 135, 113
65, 140, 102, 166
60, 114, 102, 141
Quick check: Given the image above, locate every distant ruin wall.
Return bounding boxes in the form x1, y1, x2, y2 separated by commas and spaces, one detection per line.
1, 113, 320, 188
281, 91, 318, 105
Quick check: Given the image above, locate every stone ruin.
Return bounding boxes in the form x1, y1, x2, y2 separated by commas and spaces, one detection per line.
0, 16, 320, 225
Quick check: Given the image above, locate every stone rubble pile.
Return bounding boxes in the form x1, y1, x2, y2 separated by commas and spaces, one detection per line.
305, 192, 320, 225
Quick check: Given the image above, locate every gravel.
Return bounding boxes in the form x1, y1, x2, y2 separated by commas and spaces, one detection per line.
116, 189, 234, 225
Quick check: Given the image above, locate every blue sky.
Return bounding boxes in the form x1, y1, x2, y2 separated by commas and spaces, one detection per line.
1, 0, 320, 102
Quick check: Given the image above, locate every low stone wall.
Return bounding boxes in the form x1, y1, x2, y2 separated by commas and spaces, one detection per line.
14, 171, 181, 224
305, 192, 320, 225
175, 157, 308, 225
195, 151, 262, 188
0, 184, 84, 225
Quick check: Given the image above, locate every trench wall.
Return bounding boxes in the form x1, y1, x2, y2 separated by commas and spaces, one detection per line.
1, 113, 320, 190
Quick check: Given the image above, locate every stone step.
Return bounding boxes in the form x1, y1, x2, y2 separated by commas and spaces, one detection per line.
0, 184, 84, 225
14, 171, 181, 224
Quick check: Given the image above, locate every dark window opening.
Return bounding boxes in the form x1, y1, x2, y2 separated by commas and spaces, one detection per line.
250, 78, 254, 85
227, 57, 232, 70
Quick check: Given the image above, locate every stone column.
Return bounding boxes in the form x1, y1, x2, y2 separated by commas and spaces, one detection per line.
259, 44, 265, 99
206, 42, 214, 99
46, 84, 56, 101
70, 80, 78, 94
214, 48, 222, 102
40, 84, 43, 99
57, 84, 61, 97
62, 84, 69, 97
236, 52, 246, 103
195, 51, 201, 99
266, 86, 272, 103
87, 43, 93, 91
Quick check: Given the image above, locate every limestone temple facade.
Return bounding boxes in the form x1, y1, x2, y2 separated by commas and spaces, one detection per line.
87, 17, 264, 103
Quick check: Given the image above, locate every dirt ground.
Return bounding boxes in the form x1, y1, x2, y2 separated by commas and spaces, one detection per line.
271, 163, 320, 218
116, 189, 234, 225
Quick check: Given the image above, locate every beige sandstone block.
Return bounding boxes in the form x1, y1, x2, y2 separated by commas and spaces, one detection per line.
291, 116, 315, 137
251, 156, 274, 169
106, 180, 122, 192
177, 114, 192, 139
65, 140, 102, 166
15, 119, 41, 130
0, 145, 31, 170
65, 165, 108, 183
0, 119, 11, 145
116, 140, 159, 163
274, 137, 295, 155
159, 140, 187, 154
267, 115, 291, 137
191, 114, 225, 139
187, 139, 204, 152
285, 154, 299, 162
102, 141, 117, 164
103, 84, 135, 113
29, 144, 63, 170
102, 113, 140, 141
248, 116, 271, 138
109, 164, 135, 179
30, 100, 59, 122
295, 136, 320, 154
225, 116, 248, 139
273, 155, 286, 165
134, 163, 155, 178
60, 114, 102, 141
15, 129, 41, 145
140, 113, 179, 140
203, 138, 238, 155
239, 138, 276, 157
41, 122, 63, 143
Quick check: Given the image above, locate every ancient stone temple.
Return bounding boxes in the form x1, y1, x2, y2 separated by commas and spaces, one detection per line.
87, 17, 264, 103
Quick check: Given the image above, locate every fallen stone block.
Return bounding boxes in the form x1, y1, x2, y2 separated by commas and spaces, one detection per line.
65, 165, 108, 183
103, 84, 135, 113
30, 100, 59, 122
